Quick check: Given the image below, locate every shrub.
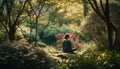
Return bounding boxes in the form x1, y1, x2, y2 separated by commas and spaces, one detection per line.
40, 26, 70, 45
0, 41, 54, 69
59, 50, 120, 69
58, 42, 120, 69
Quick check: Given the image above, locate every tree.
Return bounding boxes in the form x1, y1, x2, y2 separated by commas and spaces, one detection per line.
0, 0, 50, 44
27, 0, 52, 46
0, 0, 28, 41
87, 0, 117, 50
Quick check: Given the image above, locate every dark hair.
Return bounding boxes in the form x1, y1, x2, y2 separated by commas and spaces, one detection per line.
64, 34, 70, 39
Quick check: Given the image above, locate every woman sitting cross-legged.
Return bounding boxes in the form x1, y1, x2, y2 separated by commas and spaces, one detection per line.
62, 34, 76, 53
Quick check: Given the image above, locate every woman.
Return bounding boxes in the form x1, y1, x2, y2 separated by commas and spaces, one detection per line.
62, 34, 76, 53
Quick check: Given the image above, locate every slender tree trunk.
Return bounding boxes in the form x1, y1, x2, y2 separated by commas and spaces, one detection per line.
105, 0, 115, 50
106, 20, 113, 50
8, 26, 16, 41
29, 15, 32, 43
82, 0, 88, 18
35, 17, 38, 46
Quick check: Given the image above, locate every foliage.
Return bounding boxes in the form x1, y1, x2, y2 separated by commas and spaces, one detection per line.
56, 33, 82, 51
40, 46, 61, 68
0, 31, 6, 42
15, 26, 36, 43
81, 12, 108, 49
0, 0, 120, 69
81, 1, 120, 50
0, 0, 51, 41
40, 26, 70, 45
59, 45, 120, 69
0, 0, 87, 43
110, 2, 120, 51
0, 41, 55, 69
49, 0, 84, 26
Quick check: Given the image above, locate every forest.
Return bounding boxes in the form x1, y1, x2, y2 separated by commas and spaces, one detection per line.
0, 0, 120, 69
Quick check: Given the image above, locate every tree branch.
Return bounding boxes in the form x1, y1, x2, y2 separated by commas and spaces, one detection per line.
0, 0, 5, 14
13, 0, 28, 27
88, 0, 105, 21
100, 0, 105, 15
1, 22, 9, 33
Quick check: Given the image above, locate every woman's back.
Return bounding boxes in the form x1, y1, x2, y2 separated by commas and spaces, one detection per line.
62, 39, 72, 52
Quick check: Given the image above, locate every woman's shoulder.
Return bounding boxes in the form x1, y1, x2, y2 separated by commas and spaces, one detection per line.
63, 39, 71, 42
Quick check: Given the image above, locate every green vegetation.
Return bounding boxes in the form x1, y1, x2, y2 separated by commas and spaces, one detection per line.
58, 45, 120, 69
0, 0, 120, 69
0, 41, 57, 69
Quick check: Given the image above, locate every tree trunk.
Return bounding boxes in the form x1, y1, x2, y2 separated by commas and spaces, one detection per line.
105, 0, 115, 50
35, 19, 38, 46
82, 0, 88, 18
8, 26, 16, 41
88, 0, 117, 50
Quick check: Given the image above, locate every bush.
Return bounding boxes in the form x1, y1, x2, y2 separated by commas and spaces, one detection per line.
59, 50, 120, 69
16, 27, 37, 42
40, 26, 70, 45
58, 42, 120, 69
0, 41, 53, 69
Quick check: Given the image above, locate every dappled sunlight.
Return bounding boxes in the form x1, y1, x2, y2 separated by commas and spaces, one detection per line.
0, 41, 50, 68
0, 0, 120, 69
32, 0, 37, 4
81, 12, 93, 27
78, 41, 97, 54
68, 24, 81, 32
43, 46, 61, 60
64, 3, 83, 19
